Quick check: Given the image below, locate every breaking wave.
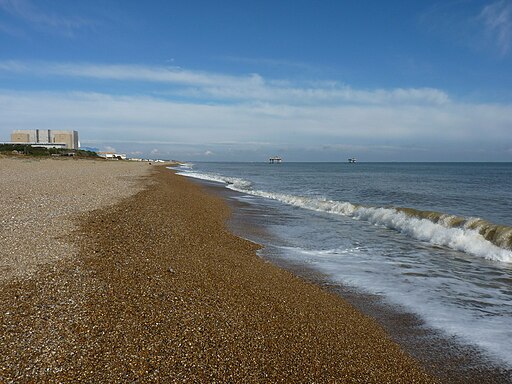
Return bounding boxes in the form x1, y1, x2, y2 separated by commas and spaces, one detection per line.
174, 170, 253, 191
176, 169, 512, 263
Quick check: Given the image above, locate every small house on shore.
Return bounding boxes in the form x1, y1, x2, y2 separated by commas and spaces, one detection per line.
98, 152, 126, 160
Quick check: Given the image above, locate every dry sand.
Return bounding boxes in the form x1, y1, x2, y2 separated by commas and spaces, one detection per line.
0, 159, 437, 382
0, 157, 152, 282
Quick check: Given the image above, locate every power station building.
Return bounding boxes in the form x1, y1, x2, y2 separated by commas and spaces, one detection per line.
10, 129, 79, 149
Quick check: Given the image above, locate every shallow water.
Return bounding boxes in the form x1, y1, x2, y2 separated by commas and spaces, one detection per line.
175, 162, 512, 367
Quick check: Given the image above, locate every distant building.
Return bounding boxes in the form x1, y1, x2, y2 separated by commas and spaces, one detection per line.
98, 152, 126, 160
10, 129, 79, 149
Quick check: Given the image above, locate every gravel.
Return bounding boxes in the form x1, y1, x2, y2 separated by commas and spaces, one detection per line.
0, 163, 439, 382
0, 157, 152, 282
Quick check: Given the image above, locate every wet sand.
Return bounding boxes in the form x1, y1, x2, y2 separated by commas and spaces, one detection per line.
0, 162, 438, 382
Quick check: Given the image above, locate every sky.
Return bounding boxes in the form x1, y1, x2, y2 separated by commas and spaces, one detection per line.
0, 0, 511, 161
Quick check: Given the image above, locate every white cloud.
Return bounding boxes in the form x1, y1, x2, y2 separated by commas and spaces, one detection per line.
0, 61, 450, 106
479, 0, 512, 55
0, 90, 510, 148
0, 0, 92, 35
0, 60, 510, 160
420, 1, 512, 57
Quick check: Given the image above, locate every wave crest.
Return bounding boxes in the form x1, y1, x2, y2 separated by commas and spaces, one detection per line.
176, 169, 512, 263
395, 208, 512, 251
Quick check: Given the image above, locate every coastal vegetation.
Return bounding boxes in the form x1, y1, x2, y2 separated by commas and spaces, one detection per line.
0, 144, 98, 158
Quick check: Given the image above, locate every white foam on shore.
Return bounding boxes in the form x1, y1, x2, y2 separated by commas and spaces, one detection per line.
276, 244, 512, 366
175, 170, 252, 190
177, 169, 512, 263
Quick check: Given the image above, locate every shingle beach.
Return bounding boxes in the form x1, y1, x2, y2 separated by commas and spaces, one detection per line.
0, 157, 152, 282
0, 158, 438, 382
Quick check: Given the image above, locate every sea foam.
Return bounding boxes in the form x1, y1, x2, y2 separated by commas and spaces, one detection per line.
176, 169, 512, 263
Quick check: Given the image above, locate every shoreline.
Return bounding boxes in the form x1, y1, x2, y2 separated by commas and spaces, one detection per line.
1, 162, 437, 382
191, 173, 512, 383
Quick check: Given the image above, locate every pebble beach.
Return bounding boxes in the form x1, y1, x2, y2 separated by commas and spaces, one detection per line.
0, 157, 152, 282
0, 157, 438, 382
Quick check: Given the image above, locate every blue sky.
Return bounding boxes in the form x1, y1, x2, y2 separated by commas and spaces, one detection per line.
0, 0, 511, 161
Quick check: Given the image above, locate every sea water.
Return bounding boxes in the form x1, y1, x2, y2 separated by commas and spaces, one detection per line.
174, 162, 512, 367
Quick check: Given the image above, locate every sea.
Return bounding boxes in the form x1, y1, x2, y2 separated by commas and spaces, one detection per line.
173, 162, 512, 370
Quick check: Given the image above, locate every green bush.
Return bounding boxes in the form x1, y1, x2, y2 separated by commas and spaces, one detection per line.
0, 144, 99, 158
